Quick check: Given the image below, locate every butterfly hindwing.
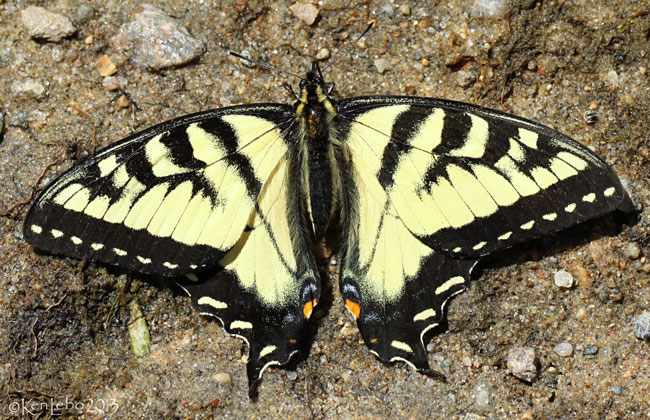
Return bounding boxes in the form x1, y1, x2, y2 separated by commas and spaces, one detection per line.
178, 153, 320, 396
24, 104, 294, 275
337, 96, 628, 368
341, 237, 477, 372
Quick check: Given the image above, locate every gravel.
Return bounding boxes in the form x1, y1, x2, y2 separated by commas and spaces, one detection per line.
632, 311, 650, 340
20, 6, 75, 42
109, 4, 205, 70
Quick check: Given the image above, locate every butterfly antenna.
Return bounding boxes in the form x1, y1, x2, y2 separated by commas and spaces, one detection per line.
229, 52, 305, 81
321, 22, 375, 73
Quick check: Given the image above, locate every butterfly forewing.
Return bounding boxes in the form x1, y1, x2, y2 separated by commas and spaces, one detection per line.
24, 104, 294, 276
338, 96, 628, 258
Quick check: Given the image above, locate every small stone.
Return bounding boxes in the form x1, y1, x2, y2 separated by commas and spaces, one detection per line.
374, 58, 390, 74
456, 70, 476, 88
286, 371, 298, 380
96, 55, 117, 77
506, 347, 537, 382
110, 4, 205, 70
605, 70, 619, 88
381, 3, 395, 16
554, 269, 574, 288
472, 0, 510, 18
623, 242, 641, 259
213, 372, 231, 383
12, 79, 46, 99
0, 112, 4, 139
583, 345, 599, 356
315, 48, 331, 60
472, 380, 493, 409
554, 342, 573, 357
73, 4, 95, 25
7, 112, 29, 129
116, 95, 130, 108
398, 4, 411, 15
460, 414, 488, 420
611, 385, 623, 395
21, 6, 75, 42
632, 311, 650, 340
102, 76, 121, 91
289, 3, 319, 25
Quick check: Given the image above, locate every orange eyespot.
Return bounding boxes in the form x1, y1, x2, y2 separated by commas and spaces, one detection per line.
303, 299, 317, 319
345, 299, 360, 319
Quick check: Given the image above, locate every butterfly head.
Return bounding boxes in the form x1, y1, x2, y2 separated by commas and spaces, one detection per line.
298, 61, 330, 103
295, 61, 335, 119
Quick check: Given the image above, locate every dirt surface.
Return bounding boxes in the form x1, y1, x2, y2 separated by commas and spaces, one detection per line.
1, 1, 649, 419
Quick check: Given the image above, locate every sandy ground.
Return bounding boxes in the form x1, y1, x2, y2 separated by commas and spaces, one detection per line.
0, 1, 649, 419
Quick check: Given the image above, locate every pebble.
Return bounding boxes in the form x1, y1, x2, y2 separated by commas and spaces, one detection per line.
96, 54, 117, 77
460, 414, 488, 420
12, 78, 46, 99
102, 76, 121, 91
472, 0, 510, 18
7, 112, 29, 129
554, 269, 574, 288
472, 380, 493, 409
289, 3, 319, 25
109, 4, 205, 70
623, 242, 641, 259
286, 371, 298, 380
611, 385, 623, 395
632, 311, 650, 340
456, 70, 476, 88
213, 372, 231, 383
583, 345, 599, 356
315, 48, 331, 60
73, 4, 95, 25
0, 112, 3, 139
398, 4, 411, 15
21, 6, 75, 42
116, 95, 130, 108
554, 342, 573, 357
605, 70, 619, 88
506, 347, 537, 382
380, 3, 395, 16
374, 58, 390, 74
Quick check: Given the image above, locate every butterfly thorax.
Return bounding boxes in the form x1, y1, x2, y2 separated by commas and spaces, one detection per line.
294, 64, 342, 238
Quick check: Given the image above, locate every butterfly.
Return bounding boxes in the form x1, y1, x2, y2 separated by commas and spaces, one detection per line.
23, 59, 631, 397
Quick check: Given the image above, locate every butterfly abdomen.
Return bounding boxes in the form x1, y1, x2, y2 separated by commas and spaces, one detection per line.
296, 71, 342, 238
